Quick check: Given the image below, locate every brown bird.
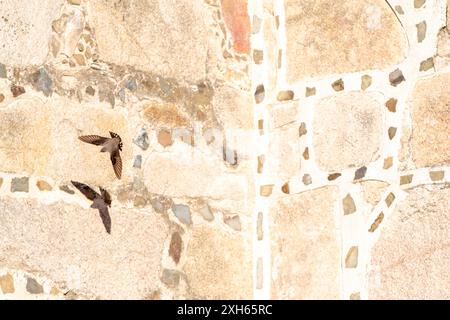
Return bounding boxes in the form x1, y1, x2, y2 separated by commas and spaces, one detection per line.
71, 180, 112, 234
78, 131, 123, 179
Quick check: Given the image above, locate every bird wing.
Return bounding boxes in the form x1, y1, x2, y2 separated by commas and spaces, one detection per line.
71, 181, 99, 201
98, 205, 112, 234
78, 135, 109, 146
110, 150, 122, 179
109, 131, 121, 141
100, 188, 112, 207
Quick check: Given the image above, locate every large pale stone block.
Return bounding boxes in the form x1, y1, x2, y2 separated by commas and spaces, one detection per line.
142, 151, 249, 200
0, 0, 65, 66
368, 185, 450, 299
285, 0, 407, 83
0, 96, 132, 185
270, 186, 340, 299
87, 0, 217, 83
313, 92, 383, 172
410, 73, 450, 167
0, 197, 170, 299
183, 224, 252, 299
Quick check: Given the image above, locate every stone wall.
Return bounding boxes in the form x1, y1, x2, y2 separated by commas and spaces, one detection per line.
0, 0, 449, 300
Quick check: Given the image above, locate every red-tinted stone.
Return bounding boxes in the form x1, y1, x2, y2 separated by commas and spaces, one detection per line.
169, 232, 183, 264
221, 0, 250, 54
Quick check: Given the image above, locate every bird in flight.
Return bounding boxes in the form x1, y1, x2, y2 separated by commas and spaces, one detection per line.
78, 131, 123, 179
71, 180, 112, 234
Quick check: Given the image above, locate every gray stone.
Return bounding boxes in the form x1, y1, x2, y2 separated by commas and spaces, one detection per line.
133, 129, 149, 151
85, 86, 95, 96
34, 68, 53, 96
223, 147, 238, 166
252, 15, 262, 34
150, 195, 173, 214
11, 177, 29, 193
0, 64, 6, 78
133, 155, 142, 168
354, 167, 367, 180
26, 277, 43, 294
126, 78, 138, 92
161, 269, 181, 288
389, 69, 406, 86
172, 203, 192, 225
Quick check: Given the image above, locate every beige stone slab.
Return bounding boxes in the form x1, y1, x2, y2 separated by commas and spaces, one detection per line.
284, 0, 407, 83
410, 73, 450, 167
87, 0, 217, 83
312, 92, 384, 172
0, 197, 170, 299
270, 186, 340, 299
0, 0, 65, 66
0, 96, 132, 185
368, 185, 450, 299
183, 224, 252, 299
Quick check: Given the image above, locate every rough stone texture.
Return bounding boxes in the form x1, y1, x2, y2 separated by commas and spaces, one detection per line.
183, 223, 252, 299
0, 0, 65, 66
409, 73, 450, 167
87, 0, 218, 83
142, 152, 247, 200
213, 85, 253, 129
271, 186, 340, 299
0, 96, 131, 185
0, 198, 169, 299
368, 185, 450, 299
313, 92, 383, 172
285, 0, 407, 83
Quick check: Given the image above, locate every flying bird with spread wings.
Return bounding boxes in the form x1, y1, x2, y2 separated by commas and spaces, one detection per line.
78, 131, 123, 179
71, 180, 112, 234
